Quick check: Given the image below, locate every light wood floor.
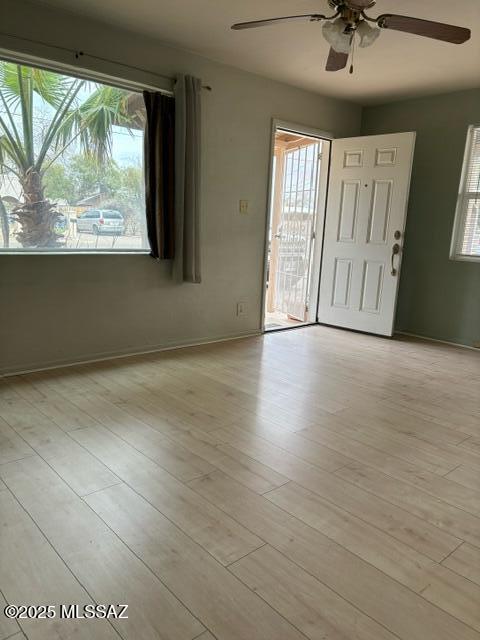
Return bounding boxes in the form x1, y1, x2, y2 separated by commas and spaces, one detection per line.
1, 326, 480, 640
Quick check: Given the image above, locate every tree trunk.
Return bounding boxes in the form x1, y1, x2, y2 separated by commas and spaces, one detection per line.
14, 167, 60, 247
0, 196, 9, 248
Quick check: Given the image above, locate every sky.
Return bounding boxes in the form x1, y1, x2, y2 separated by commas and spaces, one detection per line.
111, 126, 143, 167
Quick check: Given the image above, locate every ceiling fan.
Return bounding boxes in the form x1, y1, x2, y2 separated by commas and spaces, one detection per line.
231, 0, 471, 72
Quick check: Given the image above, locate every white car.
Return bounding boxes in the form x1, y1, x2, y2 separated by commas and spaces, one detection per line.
76, 209, 125, 235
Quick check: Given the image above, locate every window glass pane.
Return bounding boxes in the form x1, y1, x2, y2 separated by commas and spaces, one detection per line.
465, 127, 480, 194
452, 125, 480, 259
0, 60, 149, 252
460, 198, 480, 257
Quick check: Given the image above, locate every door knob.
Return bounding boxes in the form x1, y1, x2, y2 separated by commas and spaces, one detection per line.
391, 243, 401, 276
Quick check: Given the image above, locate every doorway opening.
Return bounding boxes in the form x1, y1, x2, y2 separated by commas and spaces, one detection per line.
264, 125, 330, 332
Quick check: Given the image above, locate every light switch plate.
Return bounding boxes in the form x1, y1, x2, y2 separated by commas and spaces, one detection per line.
236, 302, 247, 317
239, 200, 249, 214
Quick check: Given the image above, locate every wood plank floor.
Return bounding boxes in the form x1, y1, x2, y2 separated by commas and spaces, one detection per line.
0, 325, 479, 640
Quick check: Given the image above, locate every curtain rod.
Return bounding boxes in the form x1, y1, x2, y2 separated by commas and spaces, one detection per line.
0, 31, 212, 92
73, 51, 212, 92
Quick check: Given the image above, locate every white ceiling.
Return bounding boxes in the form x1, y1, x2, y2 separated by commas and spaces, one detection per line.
34, 0, 480, 104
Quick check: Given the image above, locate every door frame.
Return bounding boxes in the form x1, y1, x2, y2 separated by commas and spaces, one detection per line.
260, 118, 333, 333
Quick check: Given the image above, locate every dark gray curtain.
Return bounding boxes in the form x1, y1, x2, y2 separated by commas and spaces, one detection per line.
174, 75, 202, 283
143, 91, 175, 259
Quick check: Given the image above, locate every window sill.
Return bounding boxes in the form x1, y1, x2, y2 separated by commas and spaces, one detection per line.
0, 250, 151, 256
449, 254, 480, 264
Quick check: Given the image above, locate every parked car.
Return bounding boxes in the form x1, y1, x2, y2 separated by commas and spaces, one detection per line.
76, 209, 125, 235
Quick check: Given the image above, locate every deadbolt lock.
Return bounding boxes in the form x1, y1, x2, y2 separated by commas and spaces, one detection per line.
394, 230, 402, 240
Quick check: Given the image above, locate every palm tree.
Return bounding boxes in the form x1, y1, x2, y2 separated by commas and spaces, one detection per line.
0, 61, 135, 247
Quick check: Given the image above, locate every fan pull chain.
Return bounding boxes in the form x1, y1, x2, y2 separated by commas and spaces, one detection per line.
349, 33, 356, 75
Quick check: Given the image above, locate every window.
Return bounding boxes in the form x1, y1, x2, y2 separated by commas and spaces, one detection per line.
451, 125, 480, 261
0, 58, 149, 252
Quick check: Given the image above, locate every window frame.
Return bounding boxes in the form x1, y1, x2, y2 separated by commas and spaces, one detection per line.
450, 124, 480, 264
0, 48, 171, 256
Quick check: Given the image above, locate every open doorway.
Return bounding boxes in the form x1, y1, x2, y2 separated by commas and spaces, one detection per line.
264, 124, 330, 331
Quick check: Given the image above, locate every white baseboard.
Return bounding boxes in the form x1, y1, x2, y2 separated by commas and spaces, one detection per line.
395, 330, 479, 352
0, 329, 262, 378
4, 327, 476, 378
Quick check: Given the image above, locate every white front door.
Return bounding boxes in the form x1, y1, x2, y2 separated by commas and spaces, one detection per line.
318, 132, 415, 336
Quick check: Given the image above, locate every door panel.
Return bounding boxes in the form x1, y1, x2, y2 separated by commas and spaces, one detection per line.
338, 181, 360, 242
332, 258, 352, 308
318, 132, 415, 336
360, 260, 384, 313
367, 180, 392, 244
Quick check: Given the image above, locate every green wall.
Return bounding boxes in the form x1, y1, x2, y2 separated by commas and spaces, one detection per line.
362, 89, 480, 348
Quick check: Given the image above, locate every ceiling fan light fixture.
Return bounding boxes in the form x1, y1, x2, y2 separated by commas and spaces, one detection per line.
322, 19, 352, 54
356, 20, 381, 48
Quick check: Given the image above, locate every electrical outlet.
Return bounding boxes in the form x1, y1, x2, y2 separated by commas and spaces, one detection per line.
236, 302, 247, 317
239, 200, 249, 214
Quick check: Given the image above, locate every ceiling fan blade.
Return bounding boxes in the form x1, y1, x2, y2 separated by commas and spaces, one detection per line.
377, 14, 471, 44
326, 47, 349, 72
231, 14, 325, 30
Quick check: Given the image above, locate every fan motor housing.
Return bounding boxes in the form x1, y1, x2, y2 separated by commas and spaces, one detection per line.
328, 0, 376, 11
328, 1, 371, 29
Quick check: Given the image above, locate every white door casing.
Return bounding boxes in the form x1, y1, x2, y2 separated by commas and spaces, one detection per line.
318, 132, 416, 336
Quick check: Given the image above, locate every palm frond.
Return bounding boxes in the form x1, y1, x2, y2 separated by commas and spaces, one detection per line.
0, 87, 23, 149
31, 66, 74, 108
50, 84, 135, 164
0, 62, 23, 110
0, 61, 71, 108
0, 121, 28, 171
16, 65, 34, 166
72, 85, 132, 161
35, 78, 85, 170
